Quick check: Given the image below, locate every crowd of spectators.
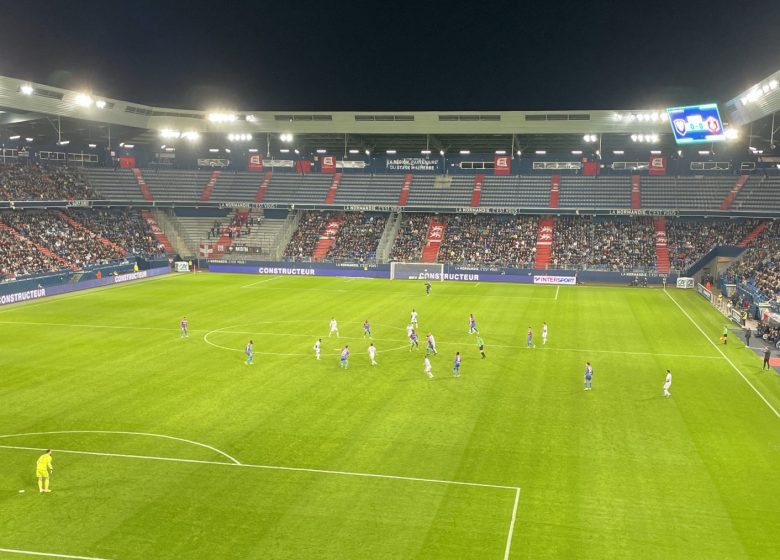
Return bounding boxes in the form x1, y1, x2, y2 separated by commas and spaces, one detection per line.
283, 211, 331, 260
68, 209, 165, 257
551, 217, 656, 270
727, 221, 780, 304
438, 215, 538, 267
389, 214, 431, 262
0, 163, 94, 200
0, 228, 64, 279
2, 211, 123, 268
666, 219, 763, 271
326, 212, 387, 262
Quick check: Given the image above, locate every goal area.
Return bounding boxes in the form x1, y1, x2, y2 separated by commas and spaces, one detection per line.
389, 262, 445, 281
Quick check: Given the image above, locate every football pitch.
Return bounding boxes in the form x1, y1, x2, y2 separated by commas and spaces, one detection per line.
1, 273, 779, 560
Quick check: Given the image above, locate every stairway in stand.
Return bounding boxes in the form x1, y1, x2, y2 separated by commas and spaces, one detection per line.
57, 211, 128, 257
131, 168, 154, 201
199, 171, 221, 202
421, 217, 446, 263
653, 218, 670, 274
324, 173, 342, 204
312, 215, 344, 261
141, 211, 176, 254
255, 172, 273, 203
631, 175, 641, 209
0, 222, 76, 270
471, 175, 484, 207
720, 175, 750, 210
549, 176, 560, 208
533, 218, 555, 269
737, 221, 768, 248
398, 174, 414, 206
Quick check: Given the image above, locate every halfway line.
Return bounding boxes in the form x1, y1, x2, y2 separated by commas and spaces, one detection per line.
0, 548, 113, 560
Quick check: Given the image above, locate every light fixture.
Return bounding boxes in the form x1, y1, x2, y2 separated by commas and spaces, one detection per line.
316, 149, 327, 154
349, 149, 360, 154
294, 149, 300, 155
74, 93, 93, 107
25, 137, 33, 142
440, 150, 445, 156
571, 150, 583, 155
535, 150, 546, 155
280, 149, 290, 153
248, 148, 259, 153
279, 133, 294, 143
386, 149, 397, 154
165, 147, 175, 152
495, 150, 506, 155
225, 148, 231, 153
95, 99, 107, 109
160, 129, 181, 139
181, 131, 200, 141
89, 143, 97, 148
245, 115, 257, 122
613, 150, 624, 155
9, 135, 20, 140
650, 150, 662, 154
209, 148, 219, 153
20, 84, 34, 95
583, 134, 597, 143
228, 133, 253, 141
421, 150, 432, 155
124, 144, 134, 149
58, 140, 70, 146
725, 129, 739, 140
459, 150, 470, 155
208, 112, 237, 123
516, 150, 522, 156
365, 149, 371, 156
698, 150, 710, 155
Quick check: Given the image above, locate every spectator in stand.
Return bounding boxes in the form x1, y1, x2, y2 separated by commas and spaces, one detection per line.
438, 215, 538, 268
390, 214, 431, 262
666, 219, 763, 271
284, 211, 330, 260
326, 212, 387, 263
0, 163, 94, 200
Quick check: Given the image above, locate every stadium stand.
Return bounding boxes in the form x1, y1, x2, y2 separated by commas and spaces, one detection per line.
438, 214, 538, 267
82, 168, 140, 200
478, 176, 549, 207
143, 170, 214, 200
333, 174, 404, 205
550, 216, 656, 270
558, 177, 631, 209
201, 171, 262, 202
665, 218, 763, 271
283, 211, 331, 260
0, 225, 65, 278
641, 177, 736, 210
725, 221, 780, 304
389, 214, 431, 262
732, 176, 780, 211
0, 163, 94, 200
325, 212, 387, 262
67, 209, 166, 257
264, 174, 332, 204
405, 176, 473, 207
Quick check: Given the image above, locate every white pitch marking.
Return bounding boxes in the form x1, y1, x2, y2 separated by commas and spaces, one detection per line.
0, 430, 241, 465
664, 290, 780, 420
555, 285, 560, 300
0, 548, 113, 560
240, 277, 280, 288
0, 443, 518, 491
503, 488, 521, 560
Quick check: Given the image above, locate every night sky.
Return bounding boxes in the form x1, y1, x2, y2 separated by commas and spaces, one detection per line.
1, 0, 779, 112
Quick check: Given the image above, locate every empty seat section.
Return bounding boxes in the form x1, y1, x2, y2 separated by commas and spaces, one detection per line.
405, 176, 472, 207
479, 176, 549, 207
558, 177, 631, 209
143, 170, 214, 200
333, 174, 404, 205
264, 174, 332, 204
83, 168, 141, 200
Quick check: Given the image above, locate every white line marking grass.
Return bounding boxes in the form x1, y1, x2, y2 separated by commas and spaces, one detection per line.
0, 439, 521, 559
555, 285, 560, 300
0, 430, 241, 465
0, 548, 113, 560
665, 289, 780, 420
240, 277, 280, 288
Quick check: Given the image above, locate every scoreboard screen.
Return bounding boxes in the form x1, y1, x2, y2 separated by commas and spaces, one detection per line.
666, 103, 725, 144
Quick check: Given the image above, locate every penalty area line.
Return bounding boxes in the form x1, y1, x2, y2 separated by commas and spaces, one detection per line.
664, 289, 780, 421
0, 548, 113, 560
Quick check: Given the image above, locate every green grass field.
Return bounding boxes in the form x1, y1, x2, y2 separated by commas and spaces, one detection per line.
1, 273, 779, 560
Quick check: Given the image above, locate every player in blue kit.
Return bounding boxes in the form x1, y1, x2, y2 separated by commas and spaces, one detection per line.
452, 352, 461, 377
180, 317, 189, 338
584, 362, 593, 390
409, 329, 419, 351
468, 314, 478, 334
340, 346, 350, 369
245, 340, 254, 365
425, 281, 431, 295
426, 333, 438, 355
526, 327, 535, 348
363, 320, 372, 338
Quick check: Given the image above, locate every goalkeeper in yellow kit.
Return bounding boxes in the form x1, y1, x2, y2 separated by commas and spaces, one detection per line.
36, 449, 53, 493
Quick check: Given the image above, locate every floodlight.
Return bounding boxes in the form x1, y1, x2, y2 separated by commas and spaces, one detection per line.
20, 84, 34, 95
440, 150, 446, 156
349, 149, 360, 154
160, 129, 181, 139
181, 131, 200, 141
95, 100, 107, 109
58, 140, 70, 146
725, 129, 739, 140
698, 150, 710, 155
631, 134, 638, 142
495, 150, 506, 155
280, 133, 294, 143
365, 149, 371, 156
516, 150, 522, 156
89, 143, 97, 148
246, 115, 257, 122
280, 149, 290, 153
316, 149, 327, 154
25, 137, 33, 142
248, 148, 259, 153
459, 150, 470, 155
571, 150, 583, 155
124, 144, 134, 148
386, 150, 397, 154
535, 150, 546, 155
650, 150, 662, 155
421, 150, 432, 155
613, 150, 624, 155
208, 112, 237, 123
209, 148, 219, 153
74, 93, 93, 107
225, 148, 231, 153
294, 149, 300, 154
9, 135, 20, 140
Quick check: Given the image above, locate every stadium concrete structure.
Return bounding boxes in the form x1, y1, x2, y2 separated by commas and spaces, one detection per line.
1, 70, 779, 292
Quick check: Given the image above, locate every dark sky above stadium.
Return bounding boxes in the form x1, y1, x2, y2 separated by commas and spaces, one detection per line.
2, 0, 779, 112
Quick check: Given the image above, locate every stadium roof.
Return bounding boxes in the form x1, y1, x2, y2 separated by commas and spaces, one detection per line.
1, 70, 778, 154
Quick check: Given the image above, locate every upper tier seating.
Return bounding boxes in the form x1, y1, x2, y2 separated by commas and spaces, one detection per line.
264, 174, 332, 204
558, 177, 631, 209
82, 168, 140, 200
732, 177, 780, 211
479, 176, 549, 207
334, 175, 404, 205
208, 172, 264, 202
641, 177, 736, 210
144, 170, 214, 200
405, 176, 473, 207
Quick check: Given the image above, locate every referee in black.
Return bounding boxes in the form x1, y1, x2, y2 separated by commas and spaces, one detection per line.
763, 346, 772, 370
745, 328, 751, 347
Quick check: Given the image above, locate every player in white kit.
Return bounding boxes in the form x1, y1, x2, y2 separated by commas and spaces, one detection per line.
329, 317, 339, 338
542, 322, 548, 345
424, 356, 433, 379
663, 369, 672, 398
313, 338, 322, 360
410, 309, 418, 329
368, 343, 378, 366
